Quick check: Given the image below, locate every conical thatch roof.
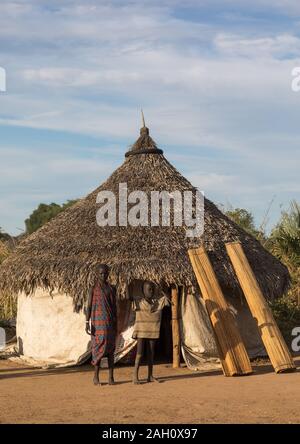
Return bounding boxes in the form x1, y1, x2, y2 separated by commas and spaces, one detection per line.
0, 126, 289, 310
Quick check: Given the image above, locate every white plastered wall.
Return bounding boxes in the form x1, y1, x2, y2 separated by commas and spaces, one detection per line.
17, 288, 90, 365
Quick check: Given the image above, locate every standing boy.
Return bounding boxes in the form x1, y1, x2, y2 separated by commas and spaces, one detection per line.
132, 280, 170, 384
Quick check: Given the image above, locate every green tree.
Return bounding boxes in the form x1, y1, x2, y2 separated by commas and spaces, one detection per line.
25, 200, 78, 234
225, 208, 262, 239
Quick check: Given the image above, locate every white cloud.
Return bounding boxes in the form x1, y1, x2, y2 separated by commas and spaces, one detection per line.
0, 0, 299, 233
215, 33, 300, 58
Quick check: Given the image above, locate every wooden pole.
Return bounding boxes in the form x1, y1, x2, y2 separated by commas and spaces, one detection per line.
188, 246, 252, 376
226, 241, 296, 373
171, 286, 181, 368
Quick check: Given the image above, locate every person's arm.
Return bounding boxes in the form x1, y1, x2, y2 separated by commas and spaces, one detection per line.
163, 293, 172, 306
85, 287, 93, 335
161, 282, 173, 306
156, 283, 172, 306
130, 288, 142, 311
132, 298, 140, 312
154, 293, 171, 312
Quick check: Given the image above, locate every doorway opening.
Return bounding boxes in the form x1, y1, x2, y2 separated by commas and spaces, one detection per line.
155, 305, 173, 363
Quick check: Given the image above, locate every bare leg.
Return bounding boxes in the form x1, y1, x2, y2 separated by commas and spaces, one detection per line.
93, 361, 101, 385
133, 339, 144, 384
147, 339, 160, 383
108, 353, 115, 385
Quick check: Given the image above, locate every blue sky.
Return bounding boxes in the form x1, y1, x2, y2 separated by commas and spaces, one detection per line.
0, 0, 299, 235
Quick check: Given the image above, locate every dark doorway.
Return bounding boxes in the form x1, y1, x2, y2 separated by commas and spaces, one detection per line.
155, 305, 173, 363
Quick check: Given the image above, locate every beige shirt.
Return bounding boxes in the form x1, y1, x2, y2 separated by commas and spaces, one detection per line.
132, 296, 170, 339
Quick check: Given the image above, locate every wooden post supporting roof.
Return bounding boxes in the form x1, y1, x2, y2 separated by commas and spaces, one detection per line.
188, 246, 252, 376
171, 286, 181, 368
226, 241, 296, 373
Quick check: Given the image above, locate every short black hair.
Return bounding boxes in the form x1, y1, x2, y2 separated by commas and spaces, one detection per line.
99, 264, 109, 273
142, 280, 155, 292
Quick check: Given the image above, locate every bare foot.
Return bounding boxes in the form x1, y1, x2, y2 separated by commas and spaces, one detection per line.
108, 378, 115, 385
147, 376, 160, 383
93, 376, 101, 386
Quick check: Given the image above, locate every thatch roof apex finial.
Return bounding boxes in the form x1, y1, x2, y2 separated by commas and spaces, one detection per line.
140, 109, 149, 135
125, 111, 163, 157
141, 108, 146, 127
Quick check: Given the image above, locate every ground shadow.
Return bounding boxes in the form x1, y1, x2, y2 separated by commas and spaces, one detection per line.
0, 364, 93, 381
1, 357, 299, 382
0, 362, 223, 382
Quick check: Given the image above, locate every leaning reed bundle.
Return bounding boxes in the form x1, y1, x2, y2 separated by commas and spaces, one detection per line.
188, 246, 252, 376
226, 241, 296, 373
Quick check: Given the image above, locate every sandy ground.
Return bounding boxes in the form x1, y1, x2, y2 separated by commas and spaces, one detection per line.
0, 358, 300, 424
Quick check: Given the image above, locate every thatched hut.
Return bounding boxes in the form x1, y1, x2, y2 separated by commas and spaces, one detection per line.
0, 124, 289, 366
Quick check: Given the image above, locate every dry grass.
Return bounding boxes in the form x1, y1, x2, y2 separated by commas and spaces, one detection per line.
0, 240, 16, 319
0, 291, 17, 320
0, 240, 9, 262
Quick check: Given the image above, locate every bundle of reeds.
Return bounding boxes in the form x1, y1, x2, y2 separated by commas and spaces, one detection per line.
188, 246, 252, 376
226, 241, 296, 373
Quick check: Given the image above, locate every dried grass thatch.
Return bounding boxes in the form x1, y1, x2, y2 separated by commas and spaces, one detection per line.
0, 240, 9, 264
0, 127, 290, 310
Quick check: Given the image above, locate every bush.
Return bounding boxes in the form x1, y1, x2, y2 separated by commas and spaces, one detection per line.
270, 297, 300, 351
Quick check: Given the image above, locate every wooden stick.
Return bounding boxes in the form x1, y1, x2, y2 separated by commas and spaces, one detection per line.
226, 241, 296, 373
171, 286, 180, 368
188, 246, 252, 376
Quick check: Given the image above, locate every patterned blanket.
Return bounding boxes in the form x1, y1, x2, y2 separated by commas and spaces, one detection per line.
91, 283, 117, 365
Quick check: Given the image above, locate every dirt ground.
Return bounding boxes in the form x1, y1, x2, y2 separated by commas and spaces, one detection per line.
0, 358, 300, 424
